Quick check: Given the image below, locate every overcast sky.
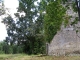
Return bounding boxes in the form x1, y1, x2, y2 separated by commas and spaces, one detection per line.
0, 0, 19, 41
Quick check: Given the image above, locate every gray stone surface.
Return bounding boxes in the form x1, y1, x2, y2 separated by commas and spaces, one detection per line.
48, 29, 80, 56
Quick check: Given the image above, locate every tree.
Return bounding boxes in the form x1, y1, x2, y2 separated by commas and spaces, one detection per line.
44, 0, 66, 42
2, 0, 45, 54
0, 41, 5, 54
3, 15, 16, 46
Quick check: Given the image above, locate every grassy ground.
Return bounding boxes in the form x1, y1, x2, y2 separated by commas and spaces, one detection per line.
0, 54, 80, 60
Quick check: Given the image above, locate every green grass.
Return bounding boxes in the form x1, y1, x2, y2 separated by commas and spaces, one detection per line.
0, 54, 80, 60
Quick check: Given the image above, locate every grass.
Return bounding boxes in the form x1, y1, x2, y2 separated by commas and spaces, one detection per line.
0, 54, 80, 60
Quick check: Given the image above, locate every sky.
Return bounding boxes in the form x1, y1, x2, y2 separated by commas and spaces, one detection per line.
0, 0, 19, 41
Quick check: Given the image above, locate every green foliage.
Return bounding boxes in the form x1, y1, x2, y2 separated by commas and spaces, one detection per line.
62, 0, 68, 4
71, 17, 78, 26
11, 45, 23, 54
64, 15, 71, 27
0, 40, 24, 54
65, 5, 70, 9
44, 0, 66, 42
64, 19, 69, 27
76, 30, 78, 33
0, 42, 4, 54
21, 35, 45, 54
72, 2, 77, 12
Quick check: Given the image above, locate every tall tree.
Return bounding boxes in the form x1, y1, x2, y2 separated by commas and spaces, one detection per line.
2, 0, 45, 54
44, 0, 66, 42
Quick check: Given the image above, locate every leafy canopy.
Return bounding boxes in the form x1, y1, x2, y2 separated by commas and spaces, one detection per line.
44, 0, 66, 42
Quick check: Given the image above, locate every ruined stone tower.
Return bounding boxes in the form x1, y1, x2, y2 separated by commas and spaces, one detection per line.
48, 0, 80, 56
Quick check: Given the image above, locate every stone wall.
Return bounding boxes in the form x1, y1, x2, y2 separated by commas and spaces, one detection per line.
48, 1, 80, 56
48, 29, 80, 56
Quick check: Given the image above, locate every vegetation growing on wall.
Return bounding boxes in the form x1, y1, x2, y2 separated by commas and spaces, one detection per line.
71, 17, 78, 26
72, 2, 78, 12
44, 0, 66, 43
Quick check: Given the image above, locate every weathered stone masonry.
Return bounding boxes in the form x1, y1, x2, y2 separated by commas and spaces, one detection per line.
48, 0, 80, 56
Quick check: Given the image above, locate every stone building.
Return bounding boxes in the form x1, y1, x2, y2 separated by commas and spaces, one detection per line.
48, 0, 80, 56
